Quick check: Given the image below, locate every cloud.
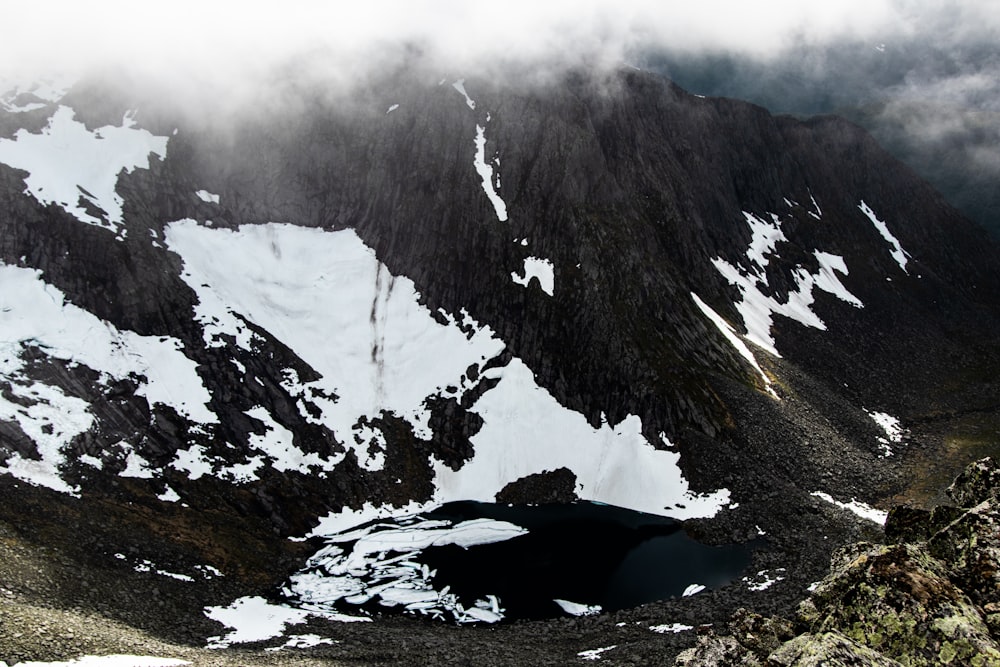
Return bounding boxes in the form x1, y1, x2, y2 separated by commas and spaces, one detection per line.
4, 1, 1000, 85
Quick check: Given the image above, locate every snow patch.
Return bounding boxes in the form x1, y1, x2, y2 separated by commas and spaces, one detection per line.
473, 125, 508, 222
650, 623, 694, 634
744, 568, 786, 592
579, 646, 617, 661
511, 257, 554, 296
691, 293, 776, 398
0, 106, 168, 235
711, 210, 863, 357
451, 79, 476, 109
165, 221, 505, 471
554, 599, 602, 616
681, 584, 706, 597
811, 491, 888, 525
205, 596, 368, 649
265, 634, 337, 651
431, 359, 731, 521
0, 265, 214, 494
867, 409, 906, 457
195, 190, 219, 204
859, 201, 910, 273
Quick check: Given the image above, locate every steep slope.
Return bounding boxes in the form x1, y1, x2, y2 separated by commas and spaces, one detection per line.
1, 65, 1000, 660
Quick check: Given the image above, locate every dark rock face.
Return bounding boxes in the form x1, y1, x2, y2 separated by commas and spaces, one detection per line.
677, 457, 1000, 666
3, 64, 1000, 659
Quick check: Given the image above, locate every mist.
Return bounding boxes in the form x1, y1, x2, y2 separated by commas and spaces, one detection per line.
4, 1, 999, 232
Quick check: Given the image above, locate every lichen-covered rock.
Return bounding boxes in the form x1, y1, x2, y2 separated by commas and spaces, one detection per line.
767, 631, 904, 666
929, 499, 1000, 610
673, 632, 761, 666
801, 542, 1000, 665
947, 457, 1000, 508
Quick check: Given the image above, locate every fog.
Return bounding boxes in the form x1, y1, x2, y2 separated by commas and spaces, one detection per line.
4, 1, 998, 232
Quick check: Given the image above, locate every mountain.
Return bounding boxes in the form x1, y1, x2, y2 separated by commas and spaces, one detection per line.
2, 65, 1000, 664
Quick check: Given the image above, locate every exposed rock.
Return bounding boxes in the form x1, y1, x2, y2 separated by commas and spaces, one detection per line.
676, 458, 1000, 667
768, 632, 903, 666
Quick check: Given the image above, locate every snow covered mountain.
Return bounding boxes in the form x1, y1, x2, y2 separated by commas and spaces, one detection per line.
2, 65, 1000, 660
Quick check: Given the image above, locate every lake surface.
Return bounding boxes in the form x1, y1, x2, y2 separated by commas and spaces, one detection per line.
420, 501, 753, 619
287, 500, 754, 623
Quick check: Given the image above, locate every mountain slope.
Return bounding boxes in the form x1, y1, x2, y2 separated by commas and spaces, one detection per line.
1, 65, 1000, 661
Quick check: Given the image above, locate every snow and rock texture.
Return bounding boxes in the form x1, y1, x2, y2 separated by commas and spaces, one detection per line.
3, 65, 1000, 661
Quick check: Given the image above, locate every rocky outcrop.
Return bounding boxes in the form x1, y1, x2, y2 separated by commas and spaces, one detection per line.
676, 457, 1000, 666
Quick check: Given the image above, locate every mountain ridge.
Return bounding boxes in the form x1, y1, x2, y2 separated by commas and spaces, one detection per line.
1, 64, 999, 662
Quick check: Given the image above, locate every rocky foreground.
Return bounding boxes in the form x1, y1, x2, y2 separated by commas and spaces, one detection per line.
677, 457, 1000, 666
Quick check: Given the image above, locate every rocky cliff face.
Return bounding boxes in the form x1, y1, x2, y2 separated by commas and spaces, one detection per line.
2, 64, 1000, 661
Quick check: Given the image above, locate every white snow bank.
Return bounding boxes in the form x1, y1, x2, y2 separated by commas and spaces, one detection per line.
451, 79, 476, 110
691, 292, 775, 398
205, 595, 368, 649
165, 221, 505, 472
0, 264, 215, 494
511, 257, 554, 296
867, 409, 906, 457
473, 125, 508, 222
811, 491, 888, 525
859, 201, 910, 273
554, 599, 601, 616
650, 623, 694, 634
682, 584, 706, 597
579, 646, 617, 661
194, 190, 219, 204
432, 359, 731, 520
743, 568, 786, 592
0, 106, 168, 235
712, 210, 863, 357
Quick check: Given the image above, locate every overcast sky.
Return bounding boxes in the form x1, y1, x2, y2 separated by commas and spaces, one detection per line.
4, 1, 999, 82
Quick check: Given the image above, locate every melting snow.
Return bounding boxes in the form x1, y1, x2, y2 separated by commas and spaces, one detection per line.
511, 257, 554, 296
744, 568, 786, 592
165, 221, 505, 474
579, 646, 617, 661
287, 515, 524, 623
681, 584, 706, 597
431, 359, 731, 520
650, 623, 694, 634
473, 125, 508, 222
554, 599, 602, 616
265, 634, 337, 651
194, 189, 219, 204
867, 409, 905, 457
859, 201, 910, 273
691, 293, 776, 398
0, 106, 168, 235
0, 264, 215, 494
205, 595, 368, 649
711, 210, 863, 357
450, 79, 476, 110
811, 491, 888, 525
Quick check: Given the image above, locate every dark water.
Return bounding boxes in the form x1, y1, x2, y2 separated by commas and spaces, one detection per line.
422, 501, 753, 620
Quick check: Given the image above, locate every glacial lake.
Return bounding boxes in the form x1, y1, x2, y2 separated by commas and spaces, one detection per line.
420, 501, 754, 619
288, 499, 756, 623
